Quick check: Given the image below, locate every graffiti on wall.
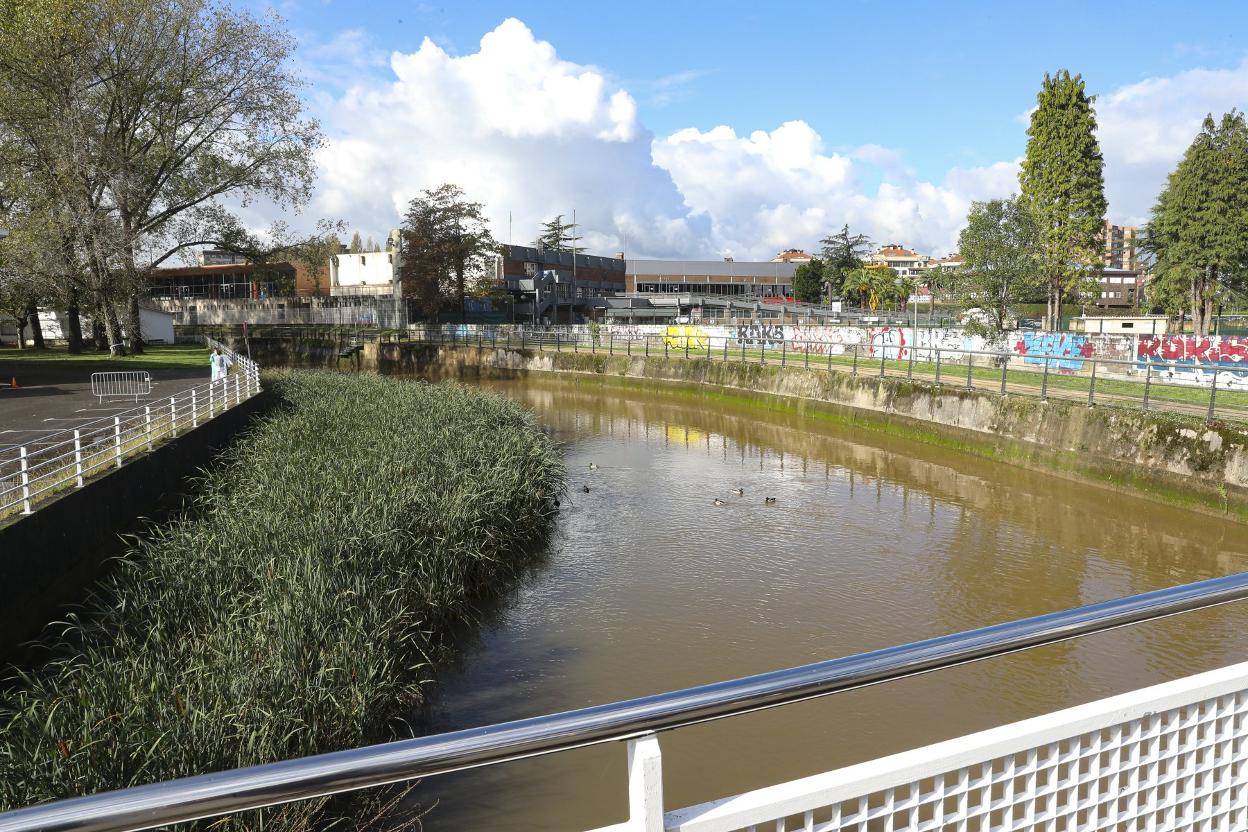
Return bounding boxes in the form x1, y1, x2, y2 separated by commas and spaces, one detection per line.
1137, 336, 1248, 384
734, 324, 786, 349
1014, 333, 1093, 372
664, 324, 710, 350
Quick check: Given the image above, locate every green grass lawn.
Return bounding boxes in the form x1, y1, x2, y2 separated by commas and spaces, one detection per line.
0, 343, 209, 370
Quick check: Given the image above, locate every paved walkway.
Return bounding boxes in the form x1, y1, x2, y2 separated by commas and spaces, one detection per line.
0, 363, 208, 453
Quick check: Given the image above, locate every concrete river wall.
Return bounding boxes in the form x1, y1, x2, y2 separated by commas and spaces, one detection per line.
237, 336, 1248, 522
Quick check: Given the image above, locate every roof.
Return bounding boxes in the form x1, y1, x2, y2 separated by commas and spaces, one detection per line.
152, 261, 299, 277
626, 259, 799, 278
772, 249, 813, 262
876, 245, 920, 257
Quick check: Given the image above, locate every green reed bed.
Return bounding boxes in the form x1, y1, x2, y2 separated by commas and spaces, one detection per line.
0, 371, 564, 829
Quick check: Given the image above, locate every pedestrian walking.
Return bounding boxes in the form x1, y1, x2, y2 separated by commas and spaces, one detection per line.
210, 348, 232, 382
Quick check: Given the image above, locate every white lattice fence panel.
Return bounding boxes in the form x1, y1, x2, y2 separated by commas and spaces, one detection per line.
663, 663, 1248, 832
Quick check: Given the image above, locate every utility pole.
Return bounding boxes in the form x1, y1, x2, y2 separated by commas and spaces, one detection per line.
571, 209, 578, 323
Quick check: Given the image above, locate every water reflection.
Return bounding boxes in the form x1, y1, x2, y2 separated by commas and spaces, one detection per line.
412, 377, 1248, 830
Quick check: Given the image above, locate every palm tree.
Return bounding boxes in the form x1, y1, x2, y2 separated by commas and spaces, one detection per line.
842, 268, 877, 311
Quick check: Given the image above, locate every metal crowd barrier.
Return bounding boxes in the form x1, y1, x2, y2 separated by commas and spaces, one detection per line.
89, 371, 152, 404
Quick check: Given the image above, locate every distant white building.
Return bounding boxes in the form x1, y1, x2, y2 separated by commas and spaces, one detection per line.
329, 230, 402, 296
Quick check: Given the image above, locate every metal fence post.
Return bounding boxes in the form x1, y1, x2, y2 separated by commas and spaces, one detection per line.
740, 339, 745, 363
879, 350, 886, 378
1207, 371, 1219, 422
1142, 363, 1152, 412
804, 341, 810, 368
19, 446, 30, 514
609, 332, 614, 355
74, 430, 84, 487
646, 335, 650, 357
965, 352, 973, 390
852, 345, 859, 376
827, 349, 833, 372
627, 336, 632, 357
935, 348, 942, 384
760, 341, 766, 365
781, 339, 786, 367
1000, 355, 1008, 395
557, 333, 562, 353
664, 336, 669, 358
1087, 360, 1098, 407
145, 406, 153, 451
907, 346, 914, 380
591, 332, 596, 354
113, 416, 122, 467
684, 336, 689, 360
192, 389, 199, 428
1041, 358, 1050, 401
171, 397, 178, 437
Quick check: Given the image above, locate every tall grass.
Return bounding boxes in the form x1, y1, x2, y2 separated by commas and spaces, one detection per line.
0, 371, 564, 829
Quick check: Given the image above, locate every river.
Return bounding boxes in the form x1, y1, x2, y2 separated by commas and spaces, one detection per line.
412, 375, 1248, 830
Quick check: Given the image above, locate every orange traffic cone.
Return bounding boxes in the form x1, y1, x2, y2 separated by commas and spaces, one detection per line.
10, 377, 17, 389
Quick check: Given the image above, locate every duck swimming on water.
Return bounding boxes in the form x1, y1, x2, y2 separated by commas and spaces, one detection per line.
588, 462, 598, 470
764, 497, 777, 504
733, 488, 744, 496
712, 498, 726, 506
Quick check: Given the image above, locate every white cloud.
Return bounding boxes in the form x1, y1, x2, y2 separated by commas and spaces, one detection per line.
1094, 60, 1248, 224
305, 18, 1248, 260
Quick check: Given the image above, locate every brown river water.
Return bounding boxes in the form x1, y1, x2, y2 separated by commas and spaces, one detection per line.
411, 376, 1248, 830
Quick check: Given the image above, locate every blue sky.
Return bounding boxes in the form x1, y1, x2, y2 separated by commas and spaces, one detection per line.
252, 0, 1248, 258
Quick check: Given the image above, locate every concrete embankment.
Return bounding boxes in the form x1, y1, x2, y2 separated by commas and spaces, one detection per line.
234, 336, 1248, 521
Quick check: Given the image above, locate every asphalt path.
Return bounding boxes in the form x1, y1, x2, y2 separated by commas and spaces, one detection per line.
0, 362, 209, 453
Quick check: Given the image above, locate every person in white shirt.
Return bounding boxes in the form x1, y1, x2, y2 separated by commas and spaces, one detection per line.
210, 348, 232, 382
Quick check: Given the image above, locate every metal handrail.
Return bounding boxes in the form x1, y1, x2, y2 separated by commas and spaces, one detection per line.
4, 570, 1248, 832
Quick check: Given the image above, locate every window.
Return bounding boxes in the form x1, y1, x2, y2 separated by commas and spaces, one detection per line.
1121, 322, 1134, 329
361, 256, 366, 266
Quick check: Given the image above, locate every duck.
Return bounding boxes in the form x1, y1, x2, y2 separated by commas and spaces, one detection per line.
582, 485, 591, 493
733, 488, 744, 496
712, 498, 726, 506
764, 497, 777, 505
588, 462, 598, 470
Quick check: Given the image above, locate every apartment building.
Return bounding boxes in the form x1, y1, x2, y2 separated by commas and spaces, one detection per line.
772, 249, 814, 263
866, 244, 929, 277
1104, 221, 1141, 270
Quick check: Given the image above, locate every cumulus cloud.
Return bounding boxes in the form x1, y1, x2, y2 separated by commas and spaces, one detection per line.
313, 18, 703, 258
1095, 60, 1248, 224
305, 18, 1248, 260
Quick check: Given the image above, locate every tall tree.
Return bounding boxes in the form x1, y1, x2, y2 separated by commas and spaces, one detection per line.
400, 184, 497, 323
819, 225, 872, 297
0, 0, 322, 353
535, 214, 580, 253
954, 196, 1044, 334
1143, 111, 1248, 336
842, 267, 891, 312
1018, 70, 1107, 330
349, 232, 364, 253
791, 258, 825, 304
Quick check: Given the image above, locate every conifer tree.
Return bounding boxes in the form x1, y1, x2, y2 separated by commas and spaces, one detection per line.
349, 231, 363, 253
1018, 71, 1107, 329
1144, 111, 1248, 335
535, 215, 580, 252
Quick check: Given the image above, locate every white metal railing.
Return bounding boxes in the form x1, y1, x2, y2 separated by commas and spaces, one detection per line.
0, 338, 260, 518
89, 370, 152, 403
612, 660, 1248, 832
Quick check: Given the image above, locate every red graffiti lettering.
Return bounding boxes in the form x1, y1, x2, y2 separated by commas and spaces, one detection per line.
1137, 337, 1160, 359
